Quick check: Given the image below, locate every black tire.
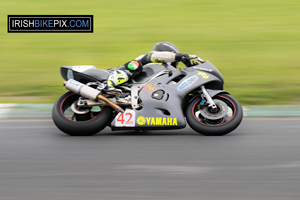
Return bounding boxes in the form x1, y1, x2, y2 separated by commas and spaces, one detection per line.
186, 93, 243, 136
52, 91, 113, 136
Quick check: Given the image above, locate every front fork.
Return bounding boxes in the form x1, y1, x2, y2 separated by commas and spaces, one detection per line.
200, 85, 217, 109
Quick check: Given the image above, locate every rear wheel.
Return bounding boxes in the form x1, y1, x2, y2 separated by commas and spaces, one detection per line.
186, 94, 243, 136
52, 91, 113, 136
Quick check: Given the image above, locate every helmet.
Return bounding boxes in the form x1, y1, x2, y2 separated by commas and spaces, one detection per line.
152, 42, 179, 67
152, 42, 179, 53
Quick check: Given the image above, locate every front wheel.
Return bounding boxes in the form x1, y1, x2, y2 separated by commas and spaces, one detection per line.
52, 91, 113, 136
186, 94, 243, 136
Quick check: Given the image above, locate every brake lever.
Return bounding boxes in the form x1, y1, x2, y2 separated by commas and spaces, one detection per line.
188, 55, 198, 59
188, 55, 205, 63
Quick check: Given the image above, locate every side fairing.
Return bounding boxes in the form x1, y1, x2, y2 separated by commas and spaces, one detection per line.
111, 63, 224, 130
111, 80, 187, 130
134, 81, 187, 129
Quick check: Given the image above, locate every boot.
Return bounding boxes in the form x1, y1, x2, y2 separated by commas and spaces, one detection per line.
105, 70, 129, 95
106, 80, 122, 95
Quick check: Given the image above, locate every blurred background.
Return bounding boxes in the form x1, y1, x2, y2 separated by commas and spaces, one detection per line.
0, 0, 299, 105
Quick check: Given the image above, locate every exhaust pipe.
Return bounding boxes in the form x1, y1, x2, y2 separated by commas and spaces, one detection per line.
65, 79, 124, 113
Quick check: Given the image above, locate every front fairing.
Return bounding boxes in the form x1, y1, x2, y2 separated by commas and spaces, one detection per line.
172, 62, 224, 95
188, 61, 224, 87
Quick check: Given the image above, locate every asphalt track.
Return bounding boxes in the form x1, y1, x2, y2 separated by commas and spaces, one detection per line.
0, 118, 300, 200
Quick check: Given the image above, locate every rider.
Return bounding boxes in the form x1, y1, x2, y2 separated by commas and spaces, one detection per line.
105, 42, 189, 94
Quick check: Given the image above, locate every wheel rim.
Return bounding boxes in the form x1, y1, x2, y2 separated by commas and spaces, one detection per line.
192, 95, 236, 127
60, 93, 103, 122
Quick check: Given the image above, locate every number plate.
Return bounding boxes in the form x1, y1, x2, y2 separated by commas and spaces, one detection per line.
115, 109, 136, 127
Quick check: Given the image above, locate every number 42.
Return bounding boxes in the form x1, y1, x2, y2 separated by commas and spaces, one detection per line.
117, 113, 133, 124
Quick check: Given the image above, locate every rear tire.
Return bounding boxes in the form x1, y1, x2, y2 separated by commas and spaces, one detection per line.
186, 94, 243, 136
52, 91, 113, 136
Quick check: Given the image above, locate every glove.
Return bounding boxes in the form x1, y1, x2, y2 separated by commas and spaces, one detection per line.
175, 53, 189, 62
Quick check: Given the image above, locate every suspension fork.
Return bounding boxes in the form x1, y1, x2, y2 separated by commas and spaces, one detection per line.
200, 85, 217, 109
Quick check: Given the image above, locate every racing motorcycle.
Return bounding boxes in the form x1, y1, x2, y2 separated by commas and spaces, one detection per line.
52, 56, 243, 136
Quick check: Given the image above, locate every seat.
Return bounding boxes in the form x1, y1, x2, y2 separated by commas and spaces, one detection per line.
83, 69, 110, 81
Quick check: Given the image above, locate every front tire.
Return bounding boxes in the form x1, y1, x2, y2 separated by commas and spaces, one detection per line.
52, 91, 113, 136
186, 94, 243, 136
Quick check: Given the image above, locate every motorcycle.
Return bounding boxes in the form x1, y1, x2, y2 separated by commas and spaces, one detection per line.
52, 55, 243, 136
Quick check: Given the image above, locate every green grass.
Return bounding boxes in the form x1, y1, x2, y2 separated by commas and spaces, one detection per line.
1, 0, 300, 105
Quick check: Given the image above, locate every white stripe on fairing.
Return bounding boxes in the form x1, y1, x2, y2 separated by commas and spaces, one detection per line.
0, 104, 17, 118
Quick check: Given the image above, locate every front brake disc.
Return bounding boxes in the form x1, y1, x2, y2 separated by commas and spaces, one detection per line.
200, 99, 228, 120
